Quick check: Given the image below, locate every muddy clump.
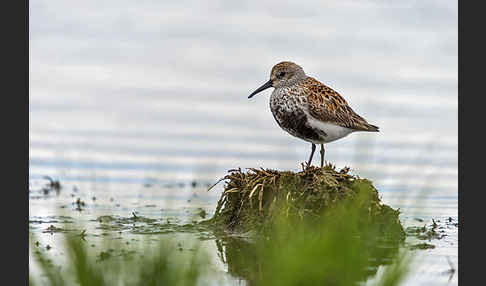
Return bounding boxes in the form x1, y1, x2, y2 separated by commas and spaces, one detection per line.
207, 164, 405, 240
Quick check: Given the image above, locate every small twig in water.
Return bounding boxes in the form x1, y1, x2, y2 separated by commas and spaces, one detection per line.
443, 256, 456, 283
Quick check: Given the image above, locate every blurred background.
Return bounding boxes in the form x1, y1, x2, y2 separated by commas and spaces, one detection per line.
29, 0, 457, 214
29, 1, 458, 284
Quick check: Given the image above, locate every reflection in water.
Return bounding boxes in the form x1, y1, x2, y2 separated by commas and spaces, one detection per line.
214, 230, 402, 285
216, 237, 264, 285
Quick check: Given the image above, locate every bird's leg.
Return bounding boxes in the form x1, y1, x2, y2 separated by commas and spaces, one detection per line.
320, 144, 325, 168
307, 143, 316, 168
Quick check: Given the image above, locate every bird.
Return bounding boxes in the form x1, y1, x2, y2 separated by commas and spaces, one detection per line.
248, 61, 379, 168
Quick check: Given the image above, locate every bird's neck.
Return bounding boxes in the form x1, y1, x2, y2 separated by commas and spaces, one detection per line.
277, 75, 307, 89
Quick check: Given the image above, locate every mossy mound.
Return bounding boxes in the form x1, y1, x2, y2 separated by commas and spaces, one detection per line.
207, 164, 405, 240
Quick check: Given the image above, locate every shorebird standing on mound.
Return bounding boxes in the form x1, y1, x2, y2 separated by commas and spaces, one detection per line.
248, 61, 379, 167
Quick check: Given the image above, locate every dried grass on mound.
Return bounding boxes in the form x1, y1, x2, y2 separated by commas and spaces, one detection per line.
207, 164, 404, 240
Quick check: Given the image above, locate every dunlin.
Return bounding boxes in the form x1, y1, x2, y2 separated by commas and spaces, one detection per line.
248, 61, 379, 167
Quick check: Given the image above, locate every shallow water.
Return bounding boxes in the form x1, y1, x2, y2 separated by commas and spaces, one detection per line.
30, 1, 457, 285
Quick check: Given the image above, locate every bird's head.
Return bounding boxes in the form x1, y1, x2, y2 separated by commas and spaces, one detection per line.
248, 61, 306, 98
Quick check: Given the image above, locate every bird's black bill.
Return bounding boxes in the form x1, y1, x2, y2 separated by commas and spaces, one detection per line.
248, 79, 273, 99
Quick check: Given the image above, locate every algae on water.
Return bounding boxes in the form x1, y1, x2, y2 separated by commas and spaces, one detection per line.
208, 164, 405, 241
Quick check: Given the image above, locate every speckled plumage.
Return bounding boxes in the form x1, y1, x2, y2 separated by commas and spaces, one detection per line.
249, 61, 379, 166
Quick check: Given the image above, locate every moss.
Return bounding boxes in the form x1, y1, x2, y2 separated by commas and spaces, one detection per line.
207, 164, 405, 241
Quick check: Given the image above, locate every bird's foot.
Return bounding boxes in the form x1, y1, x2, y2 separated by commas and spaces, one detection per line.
320, 160, 326, 169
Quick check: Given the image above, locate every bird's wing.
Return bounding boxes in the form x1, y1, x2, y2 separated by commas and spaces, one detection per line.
303, 77, 379, 132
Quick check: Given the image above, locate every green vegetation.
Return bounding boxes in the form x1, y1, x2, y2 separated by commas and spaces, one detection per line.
30, 165, 413, 286
30, 199, 410, 286
405, 219, 447, 241
207, 164, 405, 241
409, 243, 435, 250
214, 197, 410, 285
30, 233, 209, 286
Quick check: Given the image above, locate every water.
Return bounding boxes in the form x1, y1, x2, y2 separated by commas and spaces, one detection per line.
29, 1, 457, 285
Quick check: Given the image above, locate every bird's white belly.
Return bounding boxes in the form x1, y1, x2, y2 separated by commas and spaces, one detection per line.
306, 116, 354, 143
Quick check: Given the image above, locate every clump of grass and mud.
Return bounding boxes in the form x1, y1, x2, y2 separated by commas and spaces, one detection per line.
201, 164, 410, 285
206, 164, 405, 241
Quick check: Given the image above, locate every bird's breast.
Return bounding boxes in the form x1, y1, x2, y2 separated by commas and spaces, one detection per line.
269, 88, 322, 142
270, 87, 307, 112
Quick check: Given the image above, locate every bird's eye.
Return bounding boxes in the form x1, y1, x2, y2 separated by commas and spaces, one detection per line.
277, 72, 286, 79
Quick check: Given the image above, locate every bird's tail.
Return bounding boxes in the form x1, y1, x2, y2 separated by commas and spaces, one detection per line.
365, 124, 379, 132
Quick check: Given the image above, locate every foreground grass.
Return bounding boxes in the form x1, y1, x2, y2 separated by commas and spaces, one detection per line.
30, 233, 208, 286
30, 165, 412, 286
214, 187, 410, 285
30, 198, 411, 286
